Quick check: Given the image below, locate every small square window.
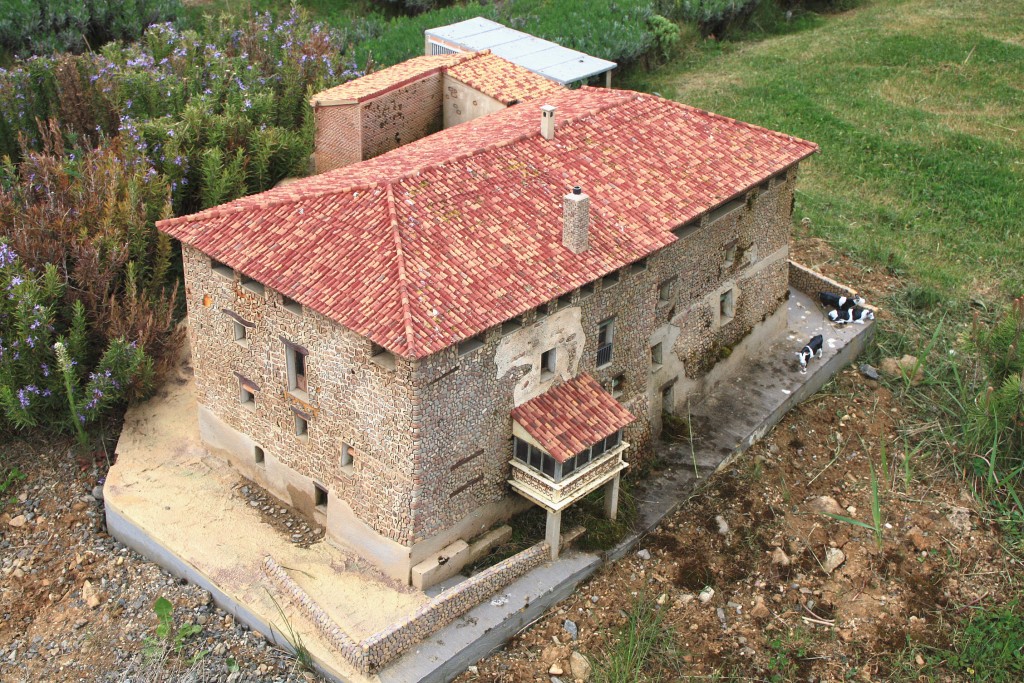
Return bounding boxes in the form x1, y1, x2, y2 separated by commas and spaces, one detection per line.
658, 277, 676, 302
628, 258, 647, 275
294, 414, 308, 439
370, 342, 396, 370
540, 348, 556, 378
610, 374, 624, 399
651, 343, 663, 368
602, 270, 620, 288
340, 443, 354, 470
458, 333, 486, 356
211, 259, 233, 279
239, 383, 256, 409
233, 321, 247, 345
254, 446, 265, 465
240, 275, 264, 296
672, 220, 699, 239
502, 316, 524, 335
579, 282, 595, 298
314, 483, 328, 509
720, 289, 735, 323
557, 292, 574, 309
282, 296, 302, 315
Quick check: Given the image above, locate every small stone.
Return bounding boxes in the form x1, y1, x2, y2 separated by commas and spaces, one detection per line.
768, 444, 780, 455
91, 486, 104, 501
906, 526, 931, 551
716, 607, 727, 628
915, 654, 925, 667
213, 642, 227, 656
467, 665, 478, 675
563, 619, 578, 641
636, 549, 651, 561
750, 596, 769, 619
82, 581, 102, 609
809, 496, 844, 516
656, 593, 668, 606
715, 515, 730, 535
822, 548, 846, 574
770, 547, 790, 566
8, 515, 25, 528
549, 663, 563, 675
698, 587, 715, 604
859, 364, 880, 381
569, 651, 592, 680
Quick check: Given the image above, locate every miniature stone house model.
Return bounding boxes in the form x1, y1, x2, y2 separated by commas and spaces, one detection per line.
158, 52, 817, 588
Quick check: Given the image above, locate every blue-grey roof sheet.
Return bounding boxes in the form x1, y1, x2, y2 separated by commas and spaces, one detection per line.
426, 18, 616, 85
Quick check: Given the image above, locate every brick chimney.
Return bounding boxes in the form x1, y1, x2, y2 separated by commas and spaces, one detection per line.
563, 186, 590, 253
540, 104, 556, 140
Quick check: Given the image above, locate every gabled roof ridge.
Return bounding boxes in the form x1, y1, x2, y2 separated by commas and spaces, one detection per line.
157, 180, 385, 229
385, 181, 418, 356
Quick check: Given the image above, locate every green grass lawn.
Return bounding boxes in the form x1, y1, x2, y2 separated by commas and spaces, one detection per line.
624, 0, 1024, 302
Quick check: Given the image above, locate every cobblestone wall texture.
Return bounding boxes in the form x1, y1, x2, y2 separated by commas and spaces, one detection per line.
789, 260, 856, 300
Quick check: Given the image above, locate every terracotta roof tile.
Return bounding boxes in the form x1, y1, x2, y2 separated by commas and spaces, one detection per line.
511, 374, 636, 462
160, 87, 817, 359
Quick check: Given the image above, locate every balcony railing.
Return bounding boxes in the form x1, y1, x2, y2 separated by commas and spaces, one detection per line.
596, 342, 613, 367
509, 443, 629, 511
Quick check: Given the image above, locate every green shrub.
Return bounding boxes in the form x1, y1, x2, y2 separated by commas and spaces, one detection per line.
0, 0, 182, 58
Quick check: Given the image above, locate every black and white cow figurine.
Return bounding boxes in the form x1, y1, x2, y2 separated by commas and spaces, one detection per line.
828, 306, 874, 325
819, 291, 864, 311
797, 334, 823, 374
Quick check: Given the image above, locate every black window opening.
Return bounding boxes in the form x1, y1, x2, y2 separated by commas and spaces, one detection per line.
513, 430, 622, 483
314, 483, 328, 509
597, 318, 615, 367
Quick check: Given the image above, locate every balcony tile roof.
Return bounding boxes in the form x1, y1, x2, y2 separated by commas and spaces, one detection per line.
511, 374, 636, 462
159, 86, 817, 359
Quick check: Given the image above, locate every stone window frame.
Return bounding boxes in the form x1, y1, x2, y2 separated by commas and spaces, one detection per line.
609, 373, 625, 400
601, 269, 621, 289
282, 295, 303, 316
234, 372, 258, 411
340, 442, 354, 474
723, 238, 739, 270
313, 483, 328, 510
671, 218, 700, 240
596, 317, 615, 368
579, 281, 596, 299
502, 315, 525, 336
240, 274, 264, 296
370, 342, 397, 370
539, 347, 557, 380
210, 258, 234, 279
650, 342, 663, 370
458, 333, 486, 356
716, 285, 738, 327
627, 257, 648, 276
282, 338, 309, 399
657, 276, 676, 303
291, 406, 310, 441
555, 291, 575, 310
254, 445, 266, 466
222, 309, 253, 347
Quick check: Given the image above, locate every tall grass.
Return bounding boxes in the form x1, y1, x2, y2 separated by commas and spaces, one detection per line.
593, 593, 682, 682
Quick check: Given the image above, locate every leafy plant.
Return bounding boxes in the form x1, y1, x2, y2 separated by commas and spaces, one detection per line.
143, 596, 206, 663
0, 465, 25, 506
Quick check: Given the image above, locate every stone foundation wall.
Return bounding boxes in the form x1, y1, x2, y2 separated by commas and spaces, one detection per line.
362, 541, 549, 672
789, 260, 857, 300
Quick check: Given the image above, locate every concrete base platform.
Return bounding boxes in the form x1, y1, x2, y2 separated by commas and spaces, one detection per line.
105, 286, 873, 683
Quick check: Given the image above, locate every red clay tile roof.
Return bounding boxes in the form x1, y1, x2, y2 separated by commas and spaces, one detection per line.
444, 52, 561, 105
159, 86, 817, 359
308, 51, 560, 106
511, 374, 635, 462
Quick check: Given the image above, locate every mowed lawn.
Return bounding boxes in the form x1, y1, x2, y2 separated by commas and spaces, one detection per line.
627, 0, 1024, 303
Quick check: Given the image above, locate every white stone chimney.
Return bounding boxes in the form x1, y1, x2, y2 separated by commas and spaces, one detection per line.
563, 186, 590, 253
540, 104, 556, 140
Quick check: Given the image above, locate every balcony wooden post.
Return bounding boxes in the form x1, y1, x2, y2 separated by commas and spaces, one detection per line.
545, 509, 562, 561
604, 473, 621, 521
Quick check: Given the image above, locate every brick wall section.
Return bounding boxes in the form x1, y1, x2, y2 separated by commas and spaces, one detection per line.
313, 104, 362, 173
361, 542, 549, 671
182, 245, 420, 545
360, 73, 444, 162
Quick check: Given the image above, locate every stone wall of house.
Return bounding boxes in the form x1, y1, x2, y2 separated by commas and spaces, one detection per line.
360, 73, 444, 162
442, 74, 506, 128
789, 260, 857, 300
405, 167, 799, 545
312, 103, 361, 173
181, 245, 421, 551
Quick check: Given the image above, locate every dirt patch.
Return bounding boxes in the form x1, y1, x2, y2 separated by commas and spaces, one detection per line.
454, 370, 1017, 682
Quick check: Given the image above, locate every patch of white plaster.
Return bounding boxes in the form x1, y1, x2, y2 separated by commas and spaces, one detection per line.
495, 307, 586, 406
